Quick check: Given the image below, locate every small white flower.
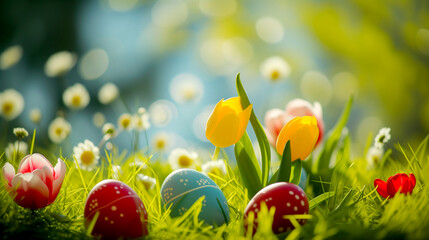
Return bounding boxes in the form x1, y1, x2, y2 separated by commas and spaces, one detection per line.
152, 132, 170, 151
169, 73, 204, 103
260, 56, 291, 82
98, 83, 119, 105
366, 146, 384, 169
29, 108, 42, 124
102, 122, 115, 136
133, 112, 150, 131
93, 112, 106, 128
63, 83, 90, 110
118, 113, 133, 131
202, 160, 227, 177
374, 127, 391, 149
73, 140, 100, 170
5, 141, 28, 160
0, 45, 23, 70
45, 51, 77, 77
137, 173, 156, 190
48, 117, 72, 144
168, 148, 199, 170
13, 127, 28, 139
0, 89, 24, 121
111, 165, 122, 179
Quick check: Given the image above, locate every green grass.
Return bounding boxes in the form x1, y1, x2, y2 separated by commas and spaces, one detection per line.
1, 133, 429, 239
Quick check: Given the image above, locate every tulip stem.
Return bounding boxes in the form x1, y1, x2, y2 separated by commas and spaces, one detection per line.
212, 147, 220, 161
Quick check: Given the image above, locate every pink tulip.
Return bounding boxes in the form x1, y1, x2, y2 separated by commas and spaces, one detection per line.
2, 153, 66, 209
264, 98, 325, 147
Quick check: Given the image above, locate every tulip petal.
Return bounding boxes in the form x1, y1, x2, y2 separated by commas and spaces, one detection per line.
32, 166, 54, 199
222, 97, 243, 114
205, 99, 224, 138
50, 158, 66, 204
206, 113, 240, 148
264, 109, 285, 146
18, 153, 53, 174
387, 173, 410, 197
409, 173, 416, 193
11, 173, 50, 209
374, 179, 388, 198
2, 162, 15, 189
236, 104, 253, 143
286, 98, 314, 116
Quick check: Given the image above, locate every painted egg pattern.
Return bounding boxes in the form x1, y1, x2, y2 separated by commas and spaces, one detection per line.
161, 169, 230, 226
244, 182, 309, 234
84, 179, 148, 240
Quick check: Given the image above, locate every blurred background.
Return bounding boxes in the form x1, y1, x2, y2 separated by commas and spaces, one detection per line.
1, 0, 429, 160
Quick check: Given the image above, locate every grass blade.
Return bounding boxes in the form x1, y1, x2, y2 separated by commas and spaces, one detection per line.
236, 73, 271, 187
309, 191, 335, 210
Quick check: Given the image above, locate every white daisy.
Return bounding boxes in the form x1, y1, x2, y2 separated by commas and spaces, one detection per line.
202, 160, 227, 177
168, 148, 199, 170
374, 127, 391, 149
48, 117, 72, 144
93, 112, 106, 128
73, 140, 100, 170
152, 132, 170, 151
260, 56, 291, 82
111, 165, 122, 179
366, 146, 384, 169
0, 45, 23, 70
117, 113, 133, 131
29, 108, 42, 124
44, 51, 77, 77
169, 73, 204, 103
98, 82, 119, 105
63, 83, 90, 110
137, 173, 156, 190
102, 122, 116, 136
5, 141, 28, 160
13, 127, 28, 139
133, 112, 151, 131
0, 89, 24, 121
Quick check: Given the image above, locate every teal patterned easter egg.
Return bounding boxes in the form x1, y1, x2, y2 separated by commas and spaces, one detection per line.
161, 169, 230, 226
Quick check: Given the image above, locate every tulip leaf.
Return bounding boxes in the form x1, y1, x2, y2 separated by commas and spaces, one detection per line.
290, 159, 302, 185
276, 141, 292, 183
314, 95, 353, 175
234, 132, 263, 198
236, 73, 271, 187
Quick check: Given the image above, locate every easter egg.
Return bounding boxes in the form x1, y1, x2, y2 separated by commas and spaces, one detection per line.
84, 179, 148, 240
244, 182, 309, 234
161, 169, 230, 226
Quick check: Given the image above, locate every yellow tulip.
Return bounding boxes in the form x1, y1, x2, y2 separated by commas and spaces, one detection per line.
206, 97, 252, 148
275, 116, 319, 161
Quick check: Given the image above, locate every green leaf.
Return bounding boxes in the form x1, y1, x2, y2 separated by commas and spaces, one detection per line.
314, 95, 353, 175
309, 191, 335, 210
236, 73, 271, 187
234, 132, 263, 198
290, 159, 302, 185
276, 141, 292, 183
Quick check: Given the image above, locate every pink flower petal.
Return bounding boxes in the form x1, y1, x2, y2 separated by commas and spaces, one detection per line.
18, 153, 53, 174
2, 162, 15, 189
50, 158, 66, 204
285, 98, 314, 117
264, 109, 285, 146
32, 166, 54, 198
11, 173, 50, 209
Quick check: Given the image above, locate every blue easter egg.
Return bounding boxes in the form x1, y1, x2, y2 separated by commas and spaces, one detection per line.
299, 168, 308, 190
161, 169, 230, 226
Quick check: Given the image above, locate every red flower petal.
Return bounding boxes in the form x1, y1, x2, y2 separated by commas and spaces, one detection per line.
374, 179, 388, 198
409, 173, 416, 193
387, 173, 411, 197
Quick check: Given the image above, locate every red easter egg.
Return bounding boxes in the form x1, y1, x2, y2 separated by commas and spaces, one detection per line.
84, 179, 148, 240
244, 182, 309, 234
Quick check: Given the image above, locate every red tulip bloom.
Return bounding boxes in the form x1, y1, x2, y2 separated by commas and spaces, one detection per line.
374, 173, 416, 198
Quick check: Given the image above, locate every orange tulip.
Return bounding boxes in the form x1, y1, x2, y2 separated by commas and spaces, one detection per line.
206, 97, 252, 148
275, 116, 319, 161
